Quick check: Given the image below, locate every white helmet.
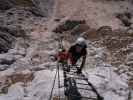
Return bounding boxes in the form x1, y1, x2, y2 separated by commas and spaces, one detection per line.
76, 37, 87, 48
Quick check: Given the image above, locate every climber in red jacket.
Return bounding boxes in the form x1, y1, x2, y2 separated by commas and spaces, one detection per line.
56, 37, 87, 74
68, 37, 87, 73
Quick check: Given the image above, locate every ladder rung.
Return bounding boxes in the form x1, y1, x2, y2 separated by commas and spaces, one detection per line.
64, 70, 76, 73
77, 82, 89, 85
70, 68, 77, 70
77, 87, 92, 91
68, 94, 97, 100
69, 86, 92, 91
69, 70, 77, 72
64, 72, 78, 77
68, 76, 88, 80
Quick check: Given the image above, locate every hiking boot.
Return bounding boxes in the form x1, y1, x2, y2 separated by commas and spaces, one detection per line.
76, 69, 82, 74
98, 96, 104, 100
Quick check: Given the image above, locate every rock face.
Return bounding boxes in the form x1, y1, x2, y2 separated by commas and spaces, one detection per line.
0, 28, 15, 53
0, 25, 27, 53
55, 0, 133, 29
0, 0, 55, 17
0, 0, 55, 53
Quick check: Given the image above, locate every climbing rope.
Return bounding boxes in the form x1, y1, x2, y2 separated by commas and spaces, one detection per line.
49, 35, 64, 100
48, 65, 58, 100
57, 63, 61, 100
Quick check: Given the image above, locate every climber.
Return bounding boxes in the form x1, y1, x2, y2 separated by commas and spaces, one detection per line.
55, 37, 87, 74
57, 48, 69, 64
68, 37, 87, 74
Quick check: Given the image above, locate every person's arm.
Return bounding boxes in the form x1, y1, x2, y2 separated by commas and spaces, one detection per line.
68, 46, 75, 65
79, 48, 87, 71
80, 55, 86, 70
68, 52, 75, 65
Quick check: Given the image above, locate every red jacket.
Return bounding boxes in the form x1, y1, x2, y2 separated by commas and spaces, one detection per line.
57, 50, 69, 62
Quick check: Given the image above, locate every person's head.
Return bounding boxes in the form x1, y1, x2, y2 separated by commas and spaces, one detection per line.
75, 37, 87, 52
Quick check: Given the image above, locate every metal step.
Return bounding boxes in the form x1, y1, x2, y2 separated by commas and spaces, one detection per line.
68, 94, 97, 100
76, 82, 90, 86
62, 65, 103, 100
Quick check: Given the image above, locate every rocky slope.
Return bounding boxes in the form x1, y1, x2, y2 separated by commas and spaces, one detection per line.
55, 0, 133, 29
0, 0, 55, 17
0, 0, 133, 100
0, 0, 55, 53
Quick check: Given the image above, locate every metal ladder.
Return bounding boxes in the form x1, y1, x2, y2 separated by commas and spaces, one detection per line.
62, 64, 104, 100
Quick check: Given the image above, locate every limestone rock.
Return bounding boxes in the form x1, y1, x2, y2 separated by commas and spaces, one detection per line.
0, 0, 55, 17
0, 53, 15, 65
0, 65, 9, 71
126, 53, 133, 62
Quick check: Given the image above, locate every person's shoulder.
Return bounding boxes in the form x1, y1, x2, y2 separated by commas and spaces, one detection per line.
70, 44, 77, 49
69, 44, 76, 51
